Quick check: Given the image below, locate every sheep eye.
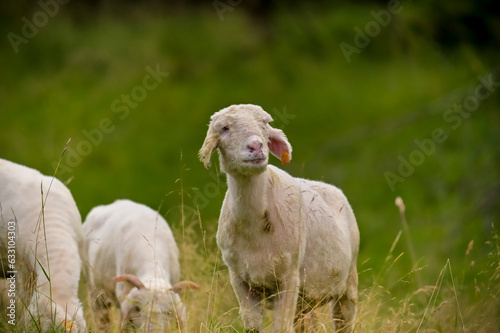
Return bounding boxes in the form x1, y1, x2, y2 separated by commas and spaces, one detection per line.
221, 126, 229, 132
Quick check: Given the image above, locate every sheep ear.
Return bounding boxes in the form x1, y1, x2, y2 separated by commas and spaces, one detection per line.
63, 320, 76, 332
113, 274, 145, 290
268, 126, 292, 165
119, 299, 135, 318
199, 129, 218, 169
171, 280, 201, 293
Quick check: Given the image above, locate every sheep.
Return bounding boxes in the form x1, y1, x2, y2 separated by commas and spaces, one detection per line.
199, 104, 360, 332
83, 199, 200, 332
0, 158, 87, 332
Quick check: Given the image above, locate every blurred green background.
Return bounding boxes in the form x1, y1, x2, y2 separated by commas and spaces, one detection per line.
1, 0, 499, 298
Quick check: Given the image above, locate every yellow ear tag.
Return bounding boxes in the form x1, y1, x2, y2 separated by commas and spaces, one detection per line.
281, 150, 290, 165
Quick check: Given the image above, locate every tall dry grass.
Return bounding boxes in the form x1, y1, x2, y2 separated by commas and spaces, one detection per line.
2, 194, 498, 332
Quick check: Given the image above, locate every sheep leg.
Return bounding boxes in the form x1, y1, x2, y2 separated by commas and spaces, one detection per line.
332, 267, 358, 333
295, 296, 316, 333
273, 271, 300, 333
229, 271, 263, 332
332, 295, 356, 333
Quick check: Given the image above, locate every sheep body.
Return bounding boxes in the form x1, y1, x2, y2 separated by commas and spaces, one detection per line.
220, 165, 356, 297
200, 104, 359, 332
0, 158, 86, 331
83, 199, 198, 331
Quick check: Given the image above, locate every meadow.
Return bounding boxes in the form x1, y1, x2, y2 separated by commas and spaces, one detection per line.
0, 1, 499, 331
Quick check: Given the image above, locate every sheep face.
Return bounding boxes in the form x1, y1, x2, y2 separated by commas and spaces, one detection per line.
199, 104, 292, 176
120, 287, 185, 332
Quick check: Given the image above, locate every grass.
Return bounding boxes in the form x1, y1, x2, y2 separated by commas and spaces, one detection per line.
74, 202, 498, 332
1, 179, 499, 332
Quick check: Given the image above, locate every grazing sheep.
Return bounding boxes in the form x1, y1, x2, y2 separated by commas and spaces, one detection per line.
199, 104, 360, 332
0, 158, 87, 332
83, 199, 199, 332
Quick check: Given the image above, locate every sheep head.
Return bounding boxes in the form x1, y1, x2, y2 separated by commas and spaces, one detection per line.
113, 275, 199, 331
199, 104, 292, 176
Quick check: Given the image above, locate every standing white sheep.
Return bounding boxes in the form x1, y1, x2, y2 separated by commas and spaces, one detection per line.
199, 104, 360, 332
83, 199, 199, 332
0, 158, 87, 332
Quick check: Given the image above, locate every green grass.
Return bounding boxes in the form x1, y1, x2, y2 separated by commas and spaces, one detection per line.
0, 2, 499, 331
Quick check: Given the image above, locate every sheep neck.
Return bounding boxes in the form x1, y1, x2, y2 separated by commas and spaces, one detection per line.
226, 168, 269, 220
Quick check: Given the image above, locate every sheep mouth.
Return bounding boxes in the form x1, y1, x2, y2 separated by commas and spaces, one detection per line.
243, 158, 267, 165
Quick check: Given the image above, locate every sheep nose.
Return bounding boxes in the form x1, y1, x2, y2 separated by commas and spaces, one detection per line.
247, 141, 263, 154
